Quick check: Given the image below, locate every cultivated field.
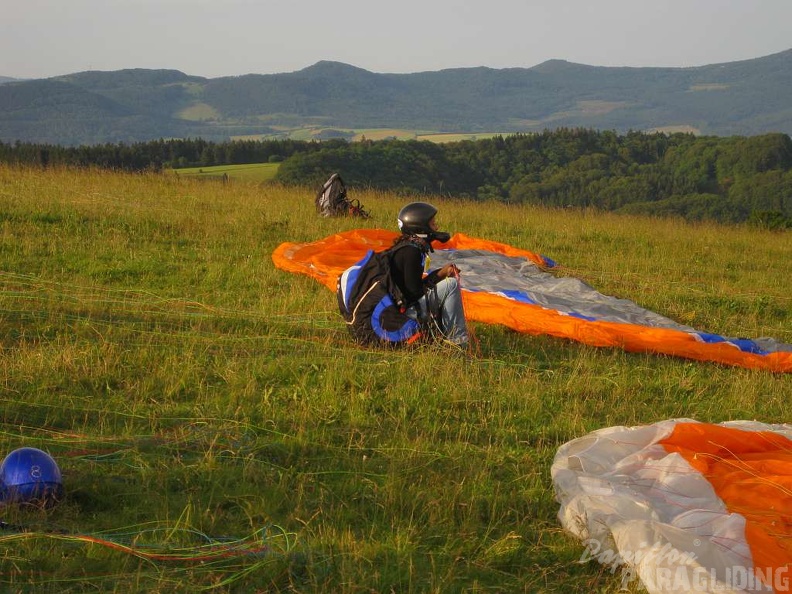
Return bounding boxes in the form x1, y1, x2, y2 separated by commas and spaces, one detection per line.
0, 164, 789, 592
230, 128, 509, 143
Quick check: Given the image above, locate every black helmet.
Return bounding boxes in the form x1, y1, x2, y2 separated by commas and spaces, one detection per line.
397, 202, 437, 235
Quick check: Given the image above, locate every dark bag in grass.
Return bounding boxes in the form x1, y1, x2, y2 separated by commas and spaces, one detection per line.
315, 173, 370, 218
336, 245, 421, 345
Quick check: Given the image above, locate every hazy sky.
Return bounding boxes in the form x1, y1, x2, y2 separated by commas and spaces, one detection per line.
3, 0, 791, 79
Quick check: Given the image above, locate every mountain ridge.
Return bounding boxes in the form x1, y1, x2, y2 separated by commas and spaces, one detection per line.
2, 49, 791, 145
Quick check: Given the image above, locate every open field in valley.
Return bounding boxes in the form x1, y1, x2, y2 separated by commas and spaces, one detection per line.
0, 164, 789, 592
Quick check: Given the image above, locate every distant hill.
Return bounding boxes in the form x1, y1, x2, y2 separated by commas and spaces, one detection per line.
2, 49, 791, 145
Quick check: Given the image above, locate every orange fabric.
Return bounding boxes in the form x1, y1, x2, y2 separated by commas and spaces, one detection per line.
660, 423, 792, 586
271, 229, 792, 372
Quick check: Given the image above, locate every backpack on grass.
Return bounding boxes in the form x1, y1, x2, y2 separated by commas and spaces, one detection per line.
336, 245, 422, 345
315, 173, 370, 218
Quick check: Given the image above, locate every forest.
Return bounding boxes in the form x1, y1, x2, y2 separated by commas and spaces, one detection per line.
1, 129, 790, 228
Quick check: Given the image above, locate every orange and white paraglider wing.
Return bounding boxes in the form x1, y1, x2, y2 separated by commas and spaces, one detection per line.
551, 420, 792, 594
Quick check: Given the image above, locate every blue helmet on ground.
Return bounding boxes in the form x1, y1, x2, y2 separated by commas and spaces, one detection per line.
0, 447, 64, 508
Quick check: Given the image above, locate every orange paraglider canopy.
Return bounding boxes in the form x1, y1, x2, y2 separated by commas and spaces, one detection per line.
273, 229, 792, 372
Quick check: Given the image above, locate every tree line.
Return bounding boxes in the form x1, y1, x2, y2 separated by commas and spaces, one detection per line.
0, 138, 344, 171
276, 129, 792, 228
1, 129, 790, 228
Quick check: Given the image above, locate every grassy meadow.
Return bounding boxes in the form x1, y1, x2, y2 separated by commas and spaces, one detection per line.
0, 164, 789, 592
169, 162, 280, 183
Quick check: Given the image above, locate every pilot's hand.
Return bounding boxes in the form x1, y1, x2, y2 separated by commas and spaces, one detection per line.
438, 263, 460, 279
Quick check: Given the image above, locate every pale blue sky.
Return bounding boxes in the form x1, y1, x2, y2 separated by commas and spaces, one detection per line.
3, 0, 791, 79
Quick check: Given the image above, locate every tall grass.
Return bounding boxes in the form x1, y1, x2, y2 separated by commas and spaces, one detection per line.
0, 164, 789, 592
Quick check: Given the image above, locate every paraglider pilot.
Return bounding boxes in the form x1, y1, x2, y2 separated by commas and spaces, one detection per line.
392, 202, 469, 346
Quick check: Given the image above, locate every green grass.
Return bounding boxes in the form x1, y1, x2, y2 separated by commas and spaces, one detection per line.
0, 165, 789, 592
169, 162, 280, 182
